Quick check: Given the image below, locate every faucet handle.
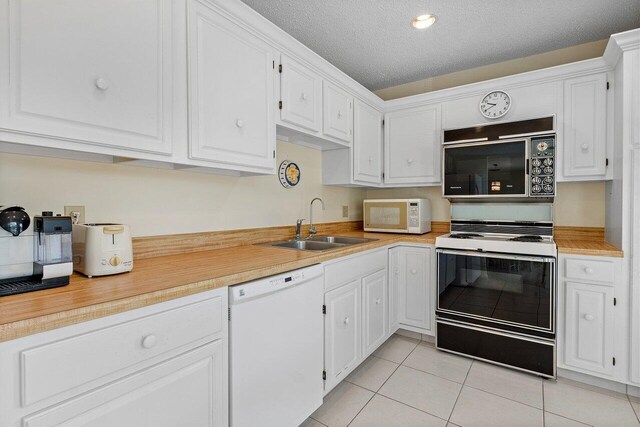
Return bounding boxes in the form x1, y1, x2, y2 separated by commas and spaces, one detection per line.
296, 218, 305, 225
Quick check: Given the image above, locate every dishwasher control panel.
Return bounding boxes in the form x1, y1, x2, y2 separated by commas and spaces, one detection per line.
229, 264, 323, 303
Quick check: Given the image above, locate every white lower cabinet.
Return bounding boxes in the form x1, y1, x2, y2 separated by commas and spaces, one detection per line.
322, 249, 388, 394
563, 281, 615, 376
558, 254, 626, 382
389, 245, 434, 335
0, 289, 228, 427
362, 269, 388, 357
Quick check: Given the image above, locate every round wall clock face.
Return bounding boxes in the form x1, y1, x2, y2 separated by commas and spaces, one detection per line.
479, 90, 511, 119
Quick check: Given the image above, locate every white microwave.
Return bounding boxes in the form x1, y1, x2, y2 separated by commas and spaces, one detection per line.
363, 199, 431, 234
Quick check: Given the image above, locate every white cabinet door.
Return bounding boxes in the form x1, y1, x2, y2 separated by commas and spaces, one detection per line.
324, 279, 361, 393
398, 247, 431, 331
22, 341, 226, 427
362, 270, 388, 357
353, 100, 383, 184
323, 82, 353, 143
564, 281, 614, 376
388, 248, 401, 334
187, 0, 275, 170
385, 105, 441, 185
0, 0, 172, 154
279, 55, 322, 132
562, 73, 608, 178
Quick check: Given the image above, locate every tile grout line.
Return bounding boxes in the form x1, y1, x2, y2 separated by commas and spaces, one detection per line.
628, 395, 640, 424
462, 382, 545, 412
346, 337, 420, 426
371, 393, 451, 424
446, 359, 473, 424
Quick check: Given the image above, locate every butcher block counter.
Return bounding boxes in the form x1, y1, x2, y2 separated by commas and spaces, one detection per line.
0, 224, 622, 343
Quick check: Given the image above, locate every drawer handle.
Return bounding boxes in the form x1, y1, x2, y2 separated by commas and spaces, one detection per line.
584, 267, 594, 274
343, 317, 350, 325
301, 92, 307, 101
95, 78, 109, 91
411, 269, 417, 275
236, 119, 244, 128
141, 334, 157, 349
583, 314, 595, 321
375, 298, 381, 305
580, 143, 589, 152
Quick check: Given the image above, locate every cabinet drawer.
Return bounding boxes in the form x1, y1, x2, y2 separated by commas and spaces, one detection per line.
324, 249, 387, 292
20, 295, 223, 407
564, 257, 615, 283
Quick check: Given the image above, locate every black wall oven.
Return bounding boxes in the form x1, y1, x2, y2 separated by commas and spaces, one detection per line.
436, 249, 557, 377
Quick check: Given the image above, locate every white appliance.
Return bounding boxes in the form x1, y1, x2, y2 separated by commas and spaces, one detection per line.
72, 223, 133, 277
229, 264, 324, 427
363, 198, 431, 234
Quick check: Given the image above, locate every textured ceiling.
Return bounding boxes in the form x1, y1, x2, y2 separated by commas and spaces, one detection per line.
239, 0, 640, 91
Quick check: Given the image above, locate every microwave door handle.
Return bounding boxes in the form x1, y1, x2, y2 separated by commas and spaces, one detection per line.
526, 159, 530, 175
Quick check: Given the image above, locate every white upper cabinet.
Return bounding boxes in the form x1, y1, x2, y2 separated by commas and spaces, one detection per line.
187, 0, 275, 171
323, 82, 353, 143
353, 100, 383, 185
384, 105, 441, 185
279, 56, 322, 132
561, 73, 608, 178
0, 0, 173, 155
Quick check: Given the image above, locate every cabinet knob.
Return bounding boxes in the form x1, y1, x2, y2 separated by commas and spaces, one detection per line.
141, 334, 157, 349
411, 269, 417, 275
338, 110, 343, 118
580, 143, 589, 152
375, 298, 381, 305
584, 267, 594, 274
343, 317, 350, 325
95, 78, 109, 91
583, 314, 595, 321
236, 119, 244, 128
368, 156, 373, 163
407, 158, 413, 165
301, 92, 307, 100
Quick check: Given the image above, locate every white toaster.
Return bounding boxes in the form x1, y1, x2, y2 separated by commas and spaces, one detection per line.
72, 223, 133, 277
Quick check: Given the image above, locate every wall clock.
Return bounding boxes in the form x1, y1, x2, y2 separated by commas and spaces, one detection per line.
479, 90, 511, 119
278, 160, 301, 188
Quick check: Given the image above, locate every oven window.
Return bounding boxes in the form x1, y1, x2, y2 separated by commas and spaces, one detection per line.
438, 251, 552, 330
444, 140, 527, 196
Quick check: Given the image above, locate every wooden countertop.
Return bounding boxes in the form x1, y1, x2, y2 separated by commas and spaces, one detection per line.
0, 229, 622, 342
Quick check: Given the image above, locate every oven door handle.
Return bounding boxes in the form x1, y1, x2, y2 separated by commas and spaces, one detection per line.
436, 248, 556, 263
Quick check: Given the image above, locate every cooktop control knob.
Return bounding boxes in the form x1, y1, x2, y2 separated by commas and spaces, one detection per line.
532, 177, 542, 184
533, 167, 542, 175
543, 158, 553, 166
543, 176, 553, 184
109, 256, 121, 267
543, 166, 553, 174
532, 159, 542, 167
532, 185, 542, 193
543, 184, 553, 193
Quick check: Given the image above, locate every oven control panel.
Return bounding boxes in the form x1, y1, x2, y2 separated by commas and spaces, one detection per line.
530, 135, 556, 197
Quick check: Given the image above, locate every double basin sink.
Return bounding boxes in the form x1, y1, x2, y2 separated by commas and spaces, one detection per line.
264, 235, 378, 251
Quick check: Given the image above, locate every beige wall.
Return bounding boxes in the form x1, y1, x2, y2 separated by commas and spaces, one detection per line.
375, 40, 608, 101
0, 141, 366, 237
365, 181, 606, 227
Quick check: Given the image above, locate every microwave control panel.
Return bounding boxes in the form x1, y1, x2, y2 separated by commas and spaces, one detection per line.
530, 136, 556, 197
408, 202, 420, 228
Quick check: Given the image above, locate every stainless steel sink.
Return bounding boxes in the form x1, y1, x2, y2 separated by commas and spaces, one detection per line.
269, 240, 344, 251
309, 236, 377, 245
262, 235, 378, 251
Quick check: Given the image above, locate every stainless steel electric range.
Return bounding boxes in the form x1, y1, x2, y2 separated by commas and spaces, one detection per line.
435, 203, 557, 378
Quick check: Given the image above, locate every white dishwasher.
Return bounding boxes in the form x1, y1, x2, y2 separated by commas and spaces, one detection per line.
229, 264, 324, 427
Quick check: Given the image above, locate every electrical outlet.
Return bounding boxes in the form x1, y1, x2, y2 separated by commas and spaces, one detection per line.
342, 205, 349, 218
64, 205, 85, 224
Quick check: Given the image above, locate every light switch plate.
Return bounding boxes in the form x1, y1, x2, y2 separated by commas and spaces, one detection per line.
64, 205, 85, 224
342, 205, 348, 218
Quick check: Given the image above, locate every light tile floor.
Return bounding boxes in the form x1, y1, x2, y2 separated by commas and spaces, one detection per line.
304, 334, 640, 427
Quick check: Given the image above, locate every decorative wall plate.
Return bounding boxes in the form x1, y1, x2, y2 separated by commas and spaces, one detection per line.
279, 160, 301, 188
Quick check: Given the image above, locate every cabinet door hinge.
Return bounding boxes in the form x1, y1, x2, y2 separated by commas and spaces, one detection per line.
614, 297, 617, 306
279, 101, 283, 110
322, 304, 326, 314
322, 370, 327, 380
606, 158, 609, 167
228, 307, 231, 321
606, 81, 610, 90
273, 150, 276, 159
382, 119, 385, 126
272, 60, 275, 69
382, 172, 385, 179
279, 64, 282, 73
613, 357, 616, 366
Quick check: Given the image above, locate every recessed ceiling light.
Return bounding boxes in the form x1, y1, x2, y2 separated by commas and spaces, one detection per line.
411, 14, 437, 30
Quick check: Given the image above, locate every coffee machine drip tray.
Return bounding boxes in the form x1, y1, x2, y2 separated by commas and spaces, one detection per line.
0, 274, 70, 297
